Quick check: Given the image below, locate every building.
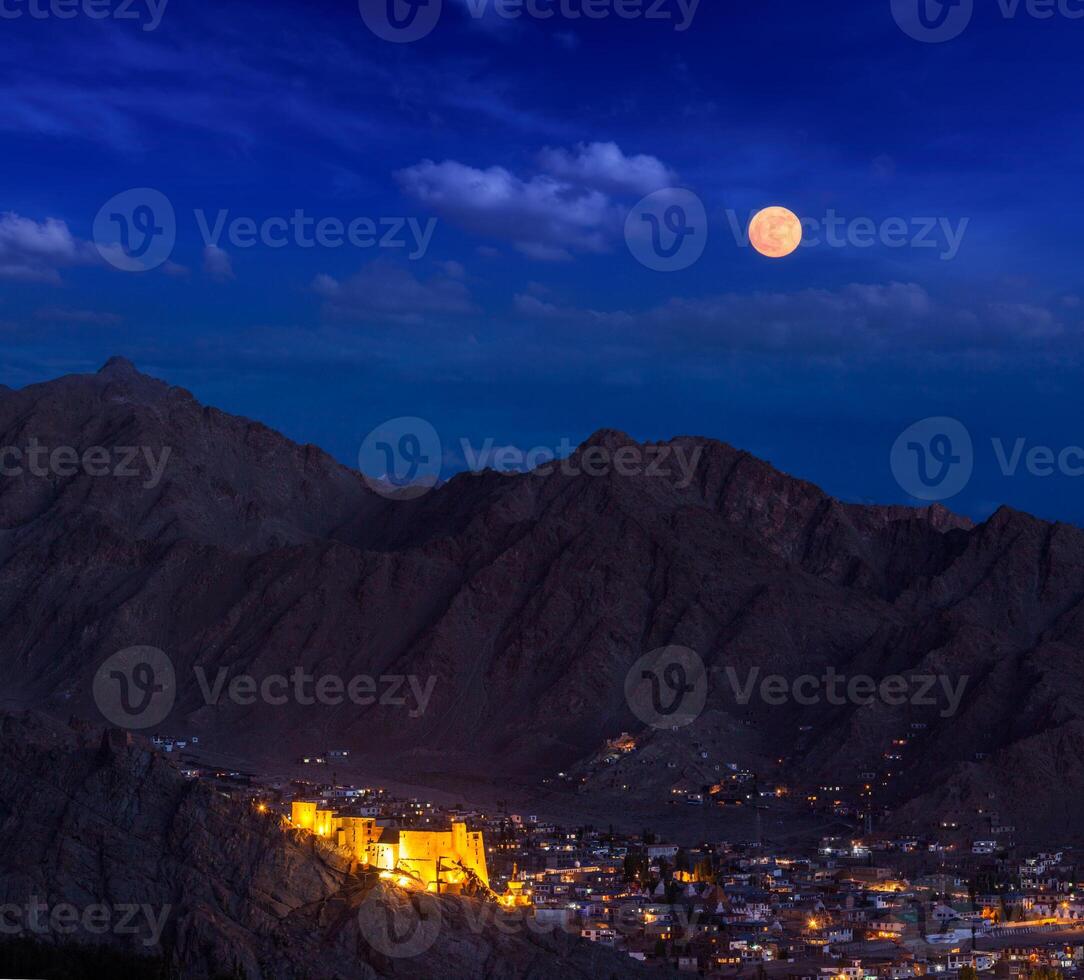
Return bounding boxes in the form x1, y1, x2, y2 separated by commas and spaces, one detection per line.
290, 802, 489, 894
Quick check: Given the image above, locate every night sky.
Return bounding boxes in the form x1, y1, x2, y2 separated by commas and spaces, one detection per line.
2, 0, 1082, 523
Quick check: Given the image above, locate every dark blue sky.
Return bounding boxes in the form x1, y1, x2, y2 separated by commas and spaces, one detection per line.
1, 0, 1083, 523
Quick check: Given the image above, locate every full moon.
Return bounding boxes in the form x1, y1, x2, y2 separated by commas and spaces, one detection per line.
748, 206, 803, 258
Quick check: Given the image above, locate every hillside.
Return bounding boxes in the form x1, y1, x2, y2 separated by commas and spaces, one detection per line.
2, 359, 1083, 841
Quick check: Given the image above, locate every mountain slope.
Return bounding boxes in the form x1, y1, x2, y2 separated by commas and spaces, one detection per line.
0, 711, 664, 979
2, 360, 1083, 841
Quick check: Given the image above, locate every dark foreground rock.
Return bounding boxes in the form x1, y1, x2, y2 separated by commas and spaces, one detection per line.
0, 712, 667, 979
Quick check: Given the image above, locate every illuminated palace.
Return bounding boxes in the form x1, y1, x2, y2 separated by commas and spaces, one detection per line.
290, 802, 491, 894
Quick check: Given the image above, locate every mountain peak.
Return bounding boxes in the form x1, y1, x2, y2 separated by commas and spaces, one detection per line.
579, 428, 638, 451
97, 356, 141, 380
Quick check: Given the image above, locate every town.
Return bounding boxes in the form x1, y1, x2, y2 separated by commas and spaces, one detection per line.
171, 740, 1084, 978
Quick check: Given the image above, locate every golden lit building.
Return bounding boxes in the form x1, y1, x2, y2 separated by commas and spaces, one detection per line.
291, 801, 316, 831
314, 808, 335, 838
396, 823, 488, 892
289, 803, 490, 893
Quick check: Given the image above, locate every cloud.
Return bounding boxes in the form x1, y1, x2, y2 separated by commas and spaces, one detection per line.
0, 213, 97, 283
203, 245, 234, 282
536, 142, 677, 196
162, 260, 190, 278
437, 259, 467, 279
510, 280, 1077, 357
34, 306, 122, 325
513, 293, 562, 317
396, 142, 677, 260
313, 261, 478, 323
396, 157, 618, 259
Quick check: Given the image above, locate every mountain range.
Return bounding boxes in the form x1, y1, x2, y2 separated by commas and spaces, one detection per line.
2, 358, 1083, 843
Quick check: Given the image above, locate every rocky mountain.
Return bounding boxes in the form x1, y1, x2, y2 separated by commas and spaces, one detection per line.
2, 359, 1084, 842
0, 711, 665, 979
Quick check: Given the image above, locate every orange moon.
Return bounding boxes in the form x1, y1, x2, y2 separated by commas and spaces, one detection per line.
748, 206, 803, 258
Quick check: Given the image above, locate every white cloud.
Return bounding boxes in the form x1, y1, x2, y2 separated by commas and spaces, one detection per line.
162, 260, 190, 278
0, 212, 97, 283
396, 142, 678, 260
537, 141, 677, 196
34, 306, 122, 325
313, 261, 477, 323
510, 280, 1075, 356
437, 259, 467, 279
202, 244, 234, 282
513, 293, 562, 317
396, 157, 618, 258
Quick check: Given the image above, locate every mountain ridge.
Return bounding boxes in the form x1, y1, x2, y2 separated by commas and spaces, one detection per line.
2, 359, 1082, 843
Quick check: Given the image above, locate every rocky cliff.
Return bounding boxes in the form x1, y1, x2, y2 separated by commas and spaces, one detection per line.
0, 711, 665, 979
